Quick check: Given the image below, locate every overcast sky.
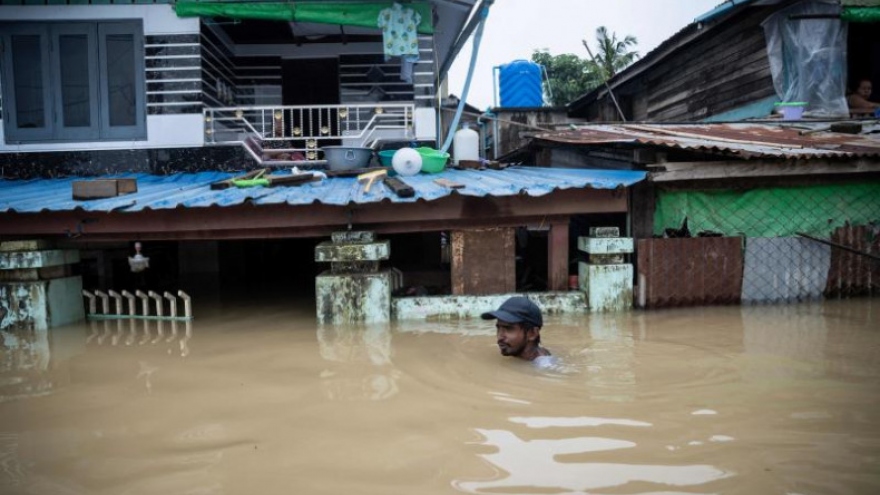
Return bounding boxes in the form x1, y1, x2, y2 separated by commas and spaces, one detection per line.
447, 0, 722, 109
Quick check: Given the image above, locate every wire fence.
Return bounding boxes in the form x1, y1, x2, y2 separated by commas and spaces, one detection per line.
636, 181, 880, 308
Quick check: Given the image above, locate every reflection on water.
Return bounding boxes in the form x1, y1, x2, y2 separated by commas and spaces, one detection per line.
454, 424, 730, 493
317, 324, 400, 401
0, 298, 878, 494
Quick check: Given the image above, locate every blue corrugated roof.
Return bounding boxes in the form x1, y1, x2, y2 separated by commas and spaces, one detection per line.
0, 167, 647, 214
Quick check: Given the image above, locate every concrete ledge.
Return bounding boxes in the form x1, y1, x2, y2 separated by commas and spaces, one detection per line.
315, 240, 390, 263
0, 240, 53, 252
578, 237, 634, 254
392, 291, 586, 321
0, 250, 80, 270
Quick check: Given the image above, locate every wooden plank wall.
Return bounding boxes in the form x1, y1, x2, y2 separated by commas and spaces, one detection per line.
598, 5, 779, 122
637, 237, 744, 308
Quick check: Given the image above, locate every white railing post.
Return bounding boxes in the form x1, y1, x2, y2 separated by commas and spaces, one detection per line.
95, 290, 110, 315
108, 290, 123, 315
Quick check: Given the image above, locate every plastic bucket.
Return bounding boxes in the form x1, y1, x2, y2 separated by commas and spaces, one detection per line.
415, 147, 449, 174
775, 102, 807, 120
378, 149, 396, 167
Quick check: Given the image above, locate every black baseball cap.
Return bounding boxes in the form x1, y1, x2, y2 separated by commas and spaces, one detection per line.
481, 296, 543, 327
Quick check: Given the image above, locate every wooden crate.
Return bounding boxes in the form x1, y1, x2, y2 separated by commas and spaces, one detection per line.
72, 179, 137, 200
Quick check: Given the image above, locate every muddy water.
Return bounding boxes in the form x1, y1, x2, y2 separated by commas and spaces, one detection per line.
1, 298, 878, 494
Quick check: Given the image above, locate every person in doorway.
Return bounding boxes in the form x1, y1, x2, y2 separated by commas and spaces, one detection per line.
847, 78, 880, 116
482, 296, 552, 363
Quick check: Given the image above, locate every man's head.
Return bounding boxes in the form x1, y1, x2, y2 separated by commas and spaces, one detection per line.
856, 78, 873, 99
481, 297, 543, 358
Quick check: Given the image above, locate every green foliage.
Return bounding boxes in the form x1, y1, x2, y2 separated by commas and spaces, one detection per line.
530, 26, 639, 107
531, 50, 601, 107
583, 26, 639, 81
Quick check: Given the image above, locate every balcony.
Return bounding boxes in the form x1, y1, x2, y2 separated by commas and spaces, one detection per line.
204, 103, 416, 166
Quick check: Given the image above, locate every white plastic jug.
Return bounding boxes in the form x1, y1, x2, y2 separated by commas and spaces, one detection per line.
453, 123, 479, 165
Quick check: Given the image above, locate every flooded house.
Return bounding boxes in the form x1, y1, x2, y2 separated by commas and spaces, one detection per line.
517, 0, 880, 309
0, 0, 647, 329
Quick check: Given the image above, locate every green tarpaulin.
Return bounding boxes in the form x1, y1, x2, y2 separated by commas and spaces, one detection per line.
842, 6, 880, 22
174, 1, 434, 34
654, 183, 880, 238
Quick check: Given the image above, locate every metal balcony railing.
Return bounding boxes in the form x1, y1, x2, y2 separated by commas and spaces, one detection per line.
203, 103, 416, 165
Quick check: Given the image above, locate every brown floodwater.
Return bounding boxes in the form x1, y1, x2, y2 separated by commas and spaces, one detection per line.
1, 297, 878, 495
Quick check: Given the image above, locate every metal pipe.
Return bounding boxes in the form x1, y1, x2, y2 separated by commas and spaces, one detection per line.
148, 291, 164, 318
135, 290, 150, 316
82, 290, 96, 315
121, 290, 137, 316
164, 291, 178, 318
438, 0, 494, 79
178, 290, 193, 319
108, 290, 123, 315
94, 290, 110, 315
797, 232, 880, 261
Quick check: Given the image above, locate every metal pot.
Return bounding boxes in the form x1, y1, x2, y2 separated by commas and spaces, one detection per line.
321, 146, 373, 171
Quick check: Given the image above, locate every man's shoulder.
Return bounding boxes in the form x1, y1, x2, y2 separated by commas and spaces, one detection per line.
532, 354, 558, 369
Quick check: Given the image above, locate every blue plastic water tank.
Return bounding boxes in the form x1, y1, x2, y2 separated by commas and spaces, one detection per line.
499, 60, 543, 108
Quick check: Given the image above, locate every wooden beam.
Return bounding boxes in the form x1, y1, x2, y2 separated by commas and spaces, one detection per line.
650, 159, 880, 182
0, 188, 628, 240
51, 215, 574, 242
547, 219, 570, 292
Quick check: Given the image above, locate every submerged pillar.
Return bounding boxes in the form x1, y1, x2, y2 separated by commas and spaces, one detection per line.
0, 240, 85, 331
315, 231, 392, 325
578, 227, 634, 312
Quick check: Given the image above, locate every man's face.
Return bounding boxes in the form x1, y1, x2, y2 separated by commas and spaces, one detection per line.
496, 320, 531, 357
858, 80, 872, 99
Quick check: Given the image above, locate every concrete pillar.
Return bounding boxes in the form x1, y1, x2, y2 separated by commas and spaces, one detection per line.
315, 231, 392, 325
0, 240, 85, 331
578, 227, 634, 312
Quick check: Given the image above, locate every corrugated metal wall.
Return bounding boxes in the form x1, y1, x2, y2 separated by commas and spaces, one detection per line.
826, 225, 880, 297
637, 237, 743, 308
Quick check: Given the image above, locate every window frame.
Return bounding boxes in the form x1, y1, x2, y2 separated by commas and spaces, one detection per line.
2, 24, 54, 142
51, 22, 100, 141
0, 20, 146, 144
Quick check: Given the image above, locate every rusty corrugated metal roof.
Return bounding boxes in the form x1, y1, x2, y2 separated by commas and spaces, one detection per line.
534, 123, 880, 160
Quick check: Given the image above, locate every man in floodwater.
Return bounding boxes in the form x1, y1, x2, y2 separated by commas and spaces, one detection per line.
482, 296, 552, 363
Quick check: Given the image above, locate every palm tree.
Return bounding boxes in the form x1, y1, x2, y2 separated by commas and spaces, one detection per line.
583, 26, 639, 81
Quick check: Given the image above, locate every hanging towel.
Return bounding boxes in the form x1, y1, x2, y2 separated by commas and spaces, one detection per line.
378, 2, 421, 61
399, 54, 419, 83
